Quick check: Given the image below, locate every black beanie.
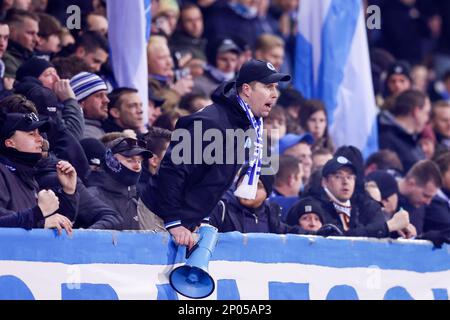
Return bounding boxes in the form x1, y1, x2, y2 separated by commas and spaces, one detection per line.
386, 61, 412, 82
16, 57, 54, 82
237, 164, 275, 196
80, 138, 107, 167
286, 196, 325, 226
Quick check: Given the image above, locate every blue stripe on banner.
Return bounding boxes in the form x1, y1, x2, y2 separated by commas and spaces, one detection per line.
317, 0, 361, 125
144, 0, 152, 42
326, 285, 359, 300
362, 116, 379, 159
294, 33, 315, 98
0, 229, 449, 273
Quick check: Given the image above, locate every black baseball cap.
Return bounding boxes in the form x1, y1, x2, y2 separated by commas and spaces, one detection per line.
322, 156, 356, 178
0, 112, 50, 139
236, 59, 291, 87
108, 137, 153, 159
217, 38, 241, 55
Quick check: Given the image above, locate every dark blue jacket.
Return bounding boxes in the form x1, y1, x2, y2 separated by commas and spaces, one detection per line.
398, 193, 426, 235
34, 156, 123, 230
141, 81, 251, 230
88, 172, 138, 230
424, 189, 450, 233
202, 2, 261, 48
378, 111, 425, 173
0, 156, 79, 228
0, 207, 44, 229
102, 117, 126, 134
209, 190, 305, 234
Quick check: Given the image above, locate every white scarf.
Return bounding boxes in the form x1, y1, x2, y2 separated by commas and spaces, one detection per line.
324, 187, 352, 231
234, 95, 264, 200
324, 187, 352, 217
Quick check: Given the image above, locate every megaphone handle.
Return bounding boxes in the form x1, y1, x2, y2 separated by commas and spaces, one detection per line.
185, 233, 201, 259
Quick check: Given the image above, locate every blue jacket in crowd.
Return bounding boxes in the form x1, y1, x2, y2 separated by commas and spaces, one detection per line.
34, 156, 123, 230
425, 189, 450, 233
0, 156, 79, 229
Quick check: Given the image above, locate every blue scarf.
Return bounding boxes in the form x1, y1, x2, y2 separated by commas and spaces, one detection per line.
234, 95, 263, 200
228, 3, 258, 20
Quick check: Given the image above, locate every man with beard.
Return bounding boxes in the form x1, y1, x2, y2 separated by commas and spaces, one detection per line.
70, 71, 109, 139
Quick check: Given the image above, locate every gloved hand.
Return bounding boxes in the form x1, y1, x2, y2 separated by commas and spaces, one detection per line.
417, 230, 450, 249
316, 224, 344, 237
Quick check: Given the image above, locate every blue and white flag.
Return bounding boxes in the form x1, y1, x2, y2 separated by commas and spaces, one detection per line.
107, 0, 152, 125
295, 0, 378, 157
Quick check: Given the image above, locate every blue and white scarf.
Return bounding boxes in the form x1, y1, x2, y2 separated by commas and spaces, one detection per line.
234, 95, 264, 200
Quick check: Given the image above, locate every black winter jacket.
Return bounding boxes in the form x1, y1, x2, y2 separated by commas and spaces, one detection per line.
210, 190, 306, 234
0, 156, 79, 227
88, 172, 138, 230
102, 118, 126, 134
141, 81, 251, 230
424, 189, 450, 233
378, 111, 425, 173
34, 156, 123, 230
398, 193, 426, 235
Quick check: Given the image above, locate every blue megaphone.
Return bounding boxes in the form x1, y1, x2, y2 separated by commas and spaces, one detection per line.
169, 225, 219, 299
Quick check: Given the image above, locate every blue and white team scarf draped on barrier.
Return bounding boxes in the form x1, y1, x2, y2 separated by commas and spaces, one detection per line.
234, 95, 263, 200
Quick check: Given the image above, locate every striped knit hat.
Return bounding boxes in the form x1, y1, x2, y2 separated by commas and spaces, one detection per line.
70, 72, 108, 101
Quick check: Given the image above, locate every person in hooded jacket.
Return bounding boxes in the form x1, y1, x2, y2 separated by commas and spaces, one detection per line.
192, 37, 241, 97
88, 137, 153, 230
140, 59, 291, 248
14, 57, 84, 139
378, 89, 430, 173
0, 110, 77, 233
209, 165, 305, 234
11, 59, 90, 181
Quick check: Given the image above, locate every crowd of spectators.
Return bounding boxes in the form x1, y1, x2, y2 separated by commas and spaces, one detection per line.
0, 0, 449, 246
